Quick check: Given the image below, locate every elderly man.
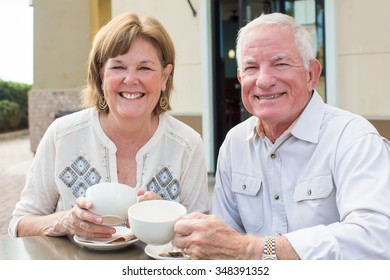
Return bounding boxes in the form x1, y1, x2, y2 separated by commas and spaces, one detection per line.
173, 12, 390, 260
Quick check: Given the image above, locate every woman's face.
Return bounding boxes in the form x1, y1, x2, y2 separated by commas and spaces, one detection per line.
101, 37, 172, 121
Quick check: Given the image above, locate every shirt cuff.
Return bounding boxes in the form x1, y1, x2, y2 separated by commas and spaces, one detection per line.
284, 224, 341, 260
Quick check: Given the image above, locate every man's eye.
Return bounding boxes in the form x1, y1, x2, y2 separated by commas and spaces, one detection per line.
274, 63, 291, 70
243, 66, 257, 72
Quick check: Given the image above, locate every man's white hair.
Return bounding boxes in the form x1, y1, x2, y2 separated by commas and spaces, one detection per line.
236, 12, 316, 70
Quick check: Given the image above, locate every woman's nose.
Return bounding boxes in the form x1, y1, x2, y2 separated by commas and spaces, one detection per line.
123, 69, 138, 85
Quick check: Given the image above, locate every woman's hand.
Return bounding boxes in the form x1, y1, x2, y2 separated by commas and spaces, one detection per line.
136, 189, 163, 202
53, 196, 116, 238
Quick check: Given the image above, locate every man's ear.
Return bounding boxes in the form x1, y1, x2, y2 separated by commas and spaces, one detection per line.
308, 59, 322, 89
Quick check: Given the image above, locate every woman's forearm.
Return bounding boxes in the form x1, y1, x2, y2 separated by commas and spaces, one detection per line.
17, 211, 70, 237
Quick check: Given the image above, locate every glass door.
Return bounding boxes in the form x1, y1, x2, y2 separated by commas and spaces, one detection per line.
212, 0, 325, 168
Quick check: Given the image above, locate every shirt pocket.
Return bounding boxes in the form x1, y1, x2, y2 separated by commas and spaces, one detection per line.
293, 174, 333, 204
232, 173, 264, 233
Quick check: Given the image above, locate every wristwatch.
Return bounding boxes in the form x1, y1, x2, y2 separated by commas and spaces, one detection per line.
262, 236, 277, 260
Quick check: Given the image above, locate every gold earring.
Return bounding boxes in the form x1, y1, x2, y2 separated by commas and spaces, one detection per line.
159, 95, 168, 111
99, 94, 108, 110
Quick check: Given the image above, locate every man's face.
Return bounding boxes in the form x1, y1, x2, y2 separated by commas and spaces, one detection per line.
238, 25, 319, 128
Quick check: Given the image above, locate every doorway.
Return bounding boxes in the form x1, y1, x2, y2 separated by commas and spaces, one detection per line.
211, 0, 325, 169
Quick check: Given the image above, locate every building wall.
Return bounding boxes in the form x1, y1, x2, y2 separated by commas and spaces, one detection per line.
29, 0, 110, 152
32, 0, 91, 89
337, 0, 390, 136
28, 90, 81, 151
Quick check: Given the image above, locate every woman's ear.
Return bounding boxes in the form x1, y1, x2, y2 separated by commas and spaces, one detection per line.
161, 64, 173, 92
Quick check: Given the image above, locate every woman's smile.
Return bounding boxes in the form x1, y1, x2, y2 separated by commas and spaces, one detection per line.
119, 92, 145, 100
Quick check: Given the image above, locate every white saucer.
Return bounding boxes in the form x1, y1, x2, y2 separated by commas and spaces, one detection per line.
74, 235, 138, 251
145, 244, 191, 260
73, 227, 138, 251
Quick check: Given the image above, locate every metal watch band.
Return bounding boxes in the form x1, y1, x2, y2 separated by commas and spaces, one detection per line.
262, 236, 277, 260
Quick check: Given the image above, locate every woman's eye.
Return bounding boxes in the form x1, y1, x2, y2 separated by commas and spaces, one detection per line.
111, 66, 125, 70
139, 67, 152, 71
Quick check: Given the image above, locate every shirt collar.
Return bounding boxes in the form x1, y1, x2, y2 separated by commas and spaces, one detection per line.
244, 117, 259, 141
291, 91, 325, 144
245, 91, 325, 144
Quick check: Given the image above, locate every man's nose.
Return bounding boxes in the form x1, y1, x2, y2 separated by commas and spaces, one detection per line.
255, 68, 276, 89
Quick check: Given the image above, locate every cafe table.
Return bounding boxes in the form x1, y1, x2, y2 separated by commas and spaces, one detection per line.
0, 235, 151, 260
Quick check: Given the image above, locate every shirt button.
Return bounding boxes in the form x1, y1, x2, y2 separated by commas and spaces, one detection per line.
242, 185, 246, 190
274, 194, 279, 200
307, 189, 312, 196
270, 154, 276, 159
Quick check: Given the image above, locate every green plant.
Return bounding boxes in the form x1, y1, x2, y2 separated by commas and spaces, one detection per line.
0, 79, 31, 130
0, 100, 22, 132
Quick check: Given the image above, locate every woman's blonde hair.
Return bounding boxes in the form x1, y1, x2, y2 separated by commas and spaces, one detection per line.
81, 12, 175, 115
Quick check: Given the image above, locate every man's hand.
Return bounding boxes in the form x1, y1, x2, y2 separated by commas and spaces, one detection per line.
173, 212, 261, 259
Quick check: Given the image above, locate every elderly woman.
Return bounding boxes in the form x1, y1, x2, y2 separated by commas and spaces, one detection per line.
9, 12, 209, 238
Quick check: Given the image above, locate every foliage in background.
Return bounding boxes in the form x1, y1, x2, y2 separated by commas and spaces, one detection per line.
0, 100, 22, 131
0, 79, 31, 132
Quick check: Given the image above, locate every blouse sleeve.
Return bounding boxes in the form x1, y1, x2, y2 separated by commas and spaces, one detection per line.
8, 120, 60, 237
178, 134, 210, 214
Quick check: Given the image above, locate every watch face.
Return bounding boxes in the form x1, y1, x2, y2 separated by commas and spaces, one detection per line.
262, 255, 277, 260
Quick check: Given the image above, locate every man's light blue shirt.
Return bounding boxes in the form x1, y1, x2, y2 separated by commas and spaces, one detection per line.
212, 92, 390, 259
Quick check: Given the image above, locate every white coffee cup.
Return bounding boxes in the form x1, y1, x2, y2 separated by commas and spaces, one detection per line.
86, 182, 137, 226
128, 200, 187, 245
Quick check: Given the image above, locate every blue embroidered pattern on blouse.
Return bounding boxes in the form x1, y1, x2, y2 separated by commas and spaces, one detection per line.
146, 167, 180, 200
59, 155, 101, 198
